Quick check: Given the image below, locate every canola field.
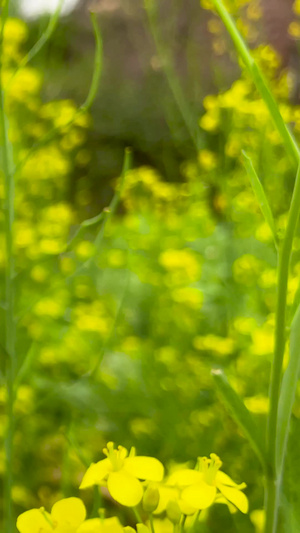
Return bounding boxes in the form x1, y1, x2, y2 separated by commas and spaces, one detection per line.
1, 1, 300, 532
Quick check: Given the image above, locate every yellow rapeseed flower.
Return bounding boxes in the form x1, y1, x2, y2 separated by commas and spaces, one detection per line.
180, 454, 248, 513
80, 442, 164, 507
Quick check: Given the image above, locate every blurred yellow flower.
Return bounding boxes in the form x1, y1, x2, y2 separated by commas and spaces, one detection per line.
193, 334, 234, 356
4, 18, 27, 42
288, 21, 300, 38
198, 149, 217, 170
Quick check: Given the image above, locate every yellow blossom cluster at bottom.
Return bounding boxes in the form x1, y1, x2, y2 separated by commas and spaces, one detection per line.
16, 442, 248, 533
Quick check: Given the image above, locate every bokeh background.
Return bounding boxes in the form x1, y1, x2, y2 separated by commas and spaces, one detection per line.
2, 0, 300, 531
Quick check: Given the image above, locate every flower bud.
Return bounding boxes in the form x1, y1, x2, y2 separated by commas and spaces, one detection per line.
142, 484, 160, 513
166, 500, 181, 524
124, 527, 136, 533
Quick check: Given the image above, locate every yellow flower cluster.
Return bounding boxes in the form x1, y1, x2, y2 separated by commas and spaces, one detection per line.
17, 442, 248, 533
1, 17, 90, 274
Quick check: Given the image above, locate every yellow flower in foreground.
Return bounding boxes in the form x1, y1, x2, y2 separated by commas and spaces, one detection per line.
180, 454, 248, 513
80, 442, 164, 507
16, 497, 86, 533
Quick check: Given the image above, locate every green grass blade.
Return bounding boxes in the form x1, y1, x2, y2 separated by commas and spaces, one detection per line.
212, 369, 267, 470
242, 151, 278, 247
211, 0, 300, 169
277, 304, 300, 471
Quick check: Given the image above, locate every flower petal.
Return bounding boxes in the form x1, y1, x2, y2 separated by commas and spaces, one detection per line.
80, 459, 111, 489
178, 498, 198, 516
214, 494, 238, 514
152, 518, 173, 533
124, 456, 164, 482
217, 484, 248, 514
78, 517, 124, 533
154, 487, 178, 514
107, 470, 143, 506
16, 509, 52, 533
51, 498, 86, 527
216, 471, 246, 489
167, 469, 202, 487
181, 482, 216, 510
55, 527, 78, 533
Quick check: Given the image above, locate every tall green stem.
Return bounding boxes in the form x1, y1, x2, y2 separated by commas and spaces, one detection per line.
204, 1, 300, 531
265, 164, 300, 532
211, 0, 300, 169
1, 1, 16, 531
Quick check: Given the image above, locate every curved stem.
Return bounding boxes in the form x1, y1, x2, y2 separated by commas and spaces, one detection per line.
12, 12, 102, 178
6, 0, 64, 92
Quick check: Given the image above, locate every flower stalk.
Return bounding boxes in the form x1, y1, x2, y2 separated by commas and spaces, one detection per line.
209, 1, 300, 531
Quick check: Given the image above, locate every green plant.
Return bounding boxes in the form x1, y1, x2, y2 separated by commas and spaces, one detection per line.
207, 1, 300, 531
0, 3, 104, 531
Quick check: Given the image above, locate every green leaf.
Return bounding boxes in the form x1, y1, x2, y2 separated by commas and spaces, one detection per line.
212, 369, 267, 469
242, 151, 278, 247
277, 303, 300, 471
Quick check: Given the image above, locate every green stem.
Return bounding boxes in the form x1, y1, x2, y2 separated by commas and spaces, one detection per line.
81, 12, 103, 111
6, 0, 63, 91
149, 514, 156, 533
12, 11, 102, 179
93, 147, 132, 254
265, 163, 300, 533
211, 0, 300, 169
180, 515, 187, 533
133, 507, 143, 524
264, 479, 279, 533
1, 1, 17, 532
208, 2, 300, 530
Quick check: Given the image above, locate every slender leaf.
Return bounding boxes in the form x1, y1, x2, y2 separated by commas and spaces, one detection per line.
212, 369, 267, 469
242, 151, 278, 247
277, 303, 300, 471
